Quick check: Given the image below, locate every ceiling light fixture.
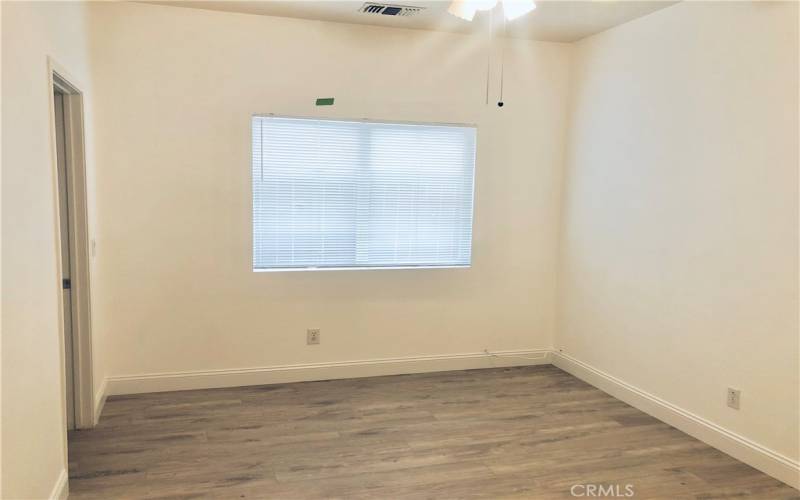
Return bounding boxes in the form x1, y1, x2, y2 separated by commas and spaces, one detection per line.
447, 0, 536, 22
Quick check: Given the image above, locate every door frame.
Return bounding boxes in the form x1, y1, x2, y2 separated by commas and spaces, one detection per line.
48, 57, 95, 430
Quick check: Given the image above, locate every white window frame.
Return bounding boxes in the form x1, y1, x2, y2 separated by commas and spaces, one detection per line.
250, 114, 478, 273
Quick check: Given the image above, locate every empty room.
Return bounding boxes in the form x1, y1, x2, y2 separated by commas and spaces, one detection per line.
1, 0, 798, 498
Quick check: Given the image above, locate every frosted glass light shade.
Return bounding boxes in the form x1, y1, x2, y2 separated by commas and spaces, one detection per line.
447, 0, 536, 22
447, 0, 499, 21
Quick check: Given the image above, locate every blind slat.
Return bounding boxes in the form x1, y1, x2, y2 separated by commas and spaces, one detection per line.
252, 116, 476, 270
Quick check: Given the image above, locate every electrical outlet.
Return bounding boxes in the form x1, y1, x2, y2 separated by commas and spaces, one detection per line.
727, 388, 741, 410
307, 328, 320, 345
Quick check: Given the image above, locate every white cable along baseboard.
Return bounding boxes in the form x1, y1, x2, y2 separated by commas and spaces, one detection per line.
94, 349, 798, 490
104, 349, 552, 396
551, 351, 800, 490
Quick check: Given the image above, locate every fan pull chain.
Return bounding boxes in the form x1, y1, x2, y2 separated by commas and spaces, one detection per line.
485, 9, 493, 105
499, 15, 506, 106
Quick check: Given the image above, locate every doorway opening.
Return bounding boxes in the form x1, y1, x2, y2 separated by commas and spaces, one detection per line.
51, 65, 95, 430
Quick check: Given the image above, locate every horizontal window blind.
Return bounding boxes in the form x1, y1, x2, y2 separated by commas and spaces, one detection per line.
252, 116, 476, 270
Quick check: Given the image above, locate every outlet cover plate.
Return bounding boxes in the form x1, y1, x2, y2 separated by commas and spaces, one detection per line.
727, 388, 741, 409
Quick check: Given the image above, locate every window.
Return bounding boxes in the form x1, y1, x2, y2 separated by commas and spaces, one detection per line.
252, 116, 476, 271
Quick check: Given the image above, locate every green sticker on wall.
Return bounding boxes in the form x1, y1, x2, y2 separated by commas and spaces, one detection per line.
315, 97, 335, 106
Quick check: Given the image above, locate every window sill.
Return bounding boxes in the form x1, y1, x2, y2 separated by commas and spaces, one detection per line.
253, 265, 471, 273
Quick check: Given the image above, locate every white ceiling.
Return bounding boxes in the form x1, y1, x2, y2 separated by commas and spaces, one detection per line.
147, 1, 678, 43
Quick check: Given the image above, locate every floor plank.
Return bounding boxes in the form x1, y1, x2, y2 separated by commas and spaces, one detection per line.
68, 366, 799, 499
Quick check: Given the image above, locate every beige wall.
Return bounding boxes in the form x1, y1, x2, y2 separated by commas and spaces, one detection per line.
558, 0, 799, 463
1, 1, 101, 498
88, 2, 571, 379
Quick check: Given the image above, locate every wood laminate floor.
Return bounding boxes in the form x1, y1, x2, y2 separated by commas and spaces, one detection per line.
68, 366, 799, 499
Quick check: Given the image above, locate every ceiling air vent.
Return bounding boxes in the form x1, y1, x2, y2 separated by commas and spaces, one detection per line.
359, 2, 425, 17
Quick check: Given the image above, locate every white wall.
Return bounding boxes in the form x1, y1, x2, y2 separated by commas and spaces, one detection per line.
558, 0, 798, 467
1, 1, 101, 498
89, 3, 571, 383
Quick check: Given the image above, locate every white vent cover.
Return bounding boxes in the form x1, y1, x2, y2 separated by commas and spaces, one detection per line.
359, 2, 425, 16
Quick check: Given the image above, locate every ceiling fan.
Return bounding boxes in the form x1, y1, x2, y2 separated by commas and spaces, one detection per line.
447, 0, 537, 22
445, 0, 537, 107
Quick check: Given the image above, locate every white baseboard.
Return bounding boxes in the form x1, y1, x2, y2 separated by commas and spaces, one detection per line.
93, 377, 108, 426
105, 349, 552, 396
49, 469, 68, 500
552, 351, 800, 490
